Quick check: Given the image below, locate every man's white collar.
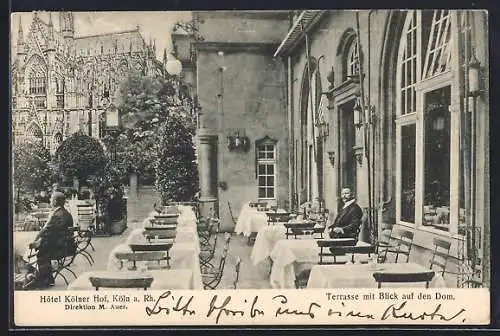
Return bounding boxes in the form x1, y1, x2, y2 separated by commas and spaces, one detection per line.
343, 199, 356, 209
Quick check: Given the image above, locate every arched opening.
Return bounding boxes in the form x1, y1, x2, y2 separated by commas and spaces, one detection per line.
25, 122, 44, 145
297, 57, 324, 205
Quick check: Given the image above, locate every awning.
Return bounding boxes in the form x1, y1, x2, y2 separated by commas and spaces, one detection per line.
273, 10, 326, 58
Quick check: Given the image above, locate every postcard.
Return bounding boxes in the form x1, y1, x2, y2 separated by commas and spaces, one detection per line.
11, 9, 490, 327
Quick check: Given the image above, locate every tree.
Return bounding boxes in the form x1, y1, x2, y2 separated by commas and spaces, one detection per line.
54, 132, 107, 186
112, 71, 198, 187
112, 70, 198, 201
13, 140, 54, 197
155, 117, 198, 203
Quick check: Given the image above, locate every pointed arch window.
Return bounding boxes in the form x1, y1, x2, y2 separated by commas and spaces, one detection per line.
346, 39, 360, 78
29, 68, 47, 95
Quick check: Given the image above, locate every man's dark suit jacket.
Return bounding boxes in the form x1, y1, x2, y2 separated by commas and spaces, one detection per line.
35, 207, 76, 258
328, 201, 363, 240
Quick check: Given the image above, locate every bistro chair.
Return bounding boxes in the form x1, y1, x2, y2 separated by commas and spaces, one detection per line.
200, 235, 218, 268
89, 275, 154, 290
379, 229, 414, 263
77, 204, 96, 231
372, 271, 435, 288
202, 234, 232, 290
23, 232, 80, 287
233, 256, 272, 289
462, 279, 483, 288
69, 226, 95, 266
429, 238, 452, 276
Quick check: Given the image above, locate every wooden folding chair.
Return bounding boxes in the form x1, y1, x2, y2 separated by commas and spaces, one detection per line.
89, 275, 154, 290
372, 271, 435, 288
429, 238, 452, 276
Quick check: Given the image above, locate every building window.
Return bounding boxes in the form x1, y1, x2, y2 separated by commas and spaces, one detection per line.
29, 75, 46, 95
346, 39, 360, 79
257, 141, 276, 200
395, 10, 462, 235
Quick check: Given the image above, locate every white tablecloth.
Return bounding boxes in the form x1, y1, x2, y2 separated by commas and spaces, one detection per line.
251, 224, 287, 265
13, 231, 38, 260
107, 242, 202, 289
67, 269, 194, 290
307, 263, 447, 288
234, 203, 288, 237
144, 205, 197, 228
269, 239, 371, 289
126, 226, 200, 253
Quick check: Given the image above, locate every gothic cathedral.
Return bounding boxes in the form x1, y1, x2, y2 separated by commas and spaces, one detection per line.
11, 12, 167, 153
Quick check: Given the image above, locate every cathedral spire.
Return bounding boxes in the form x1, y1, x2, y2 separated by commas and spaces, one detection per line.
59, 12, 74, 39
17, 17, 25, 56
17, 17, 24, 46
45, 12, 55, 52
163, 48, 167, 64
48, 12, 54, 39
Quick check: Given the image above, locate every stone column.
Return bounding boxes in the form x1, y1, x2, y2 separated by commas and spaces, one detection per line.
129, 172, 138, 198
196, 128, 218, 219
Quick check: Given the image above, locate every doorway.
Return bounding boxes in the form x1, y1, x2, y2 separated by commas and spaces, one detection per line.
339, 100, 357, 208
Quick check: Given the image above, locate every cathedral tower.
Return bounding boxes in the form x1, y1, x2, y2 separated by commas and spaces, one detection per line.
59, 12, 74, 39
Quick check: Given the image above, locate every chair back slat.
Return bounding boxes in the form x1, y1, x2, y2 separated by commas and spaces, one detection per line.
144, 227, 177, 240
115, 251, 165, 262
129, 243, 173, 252
373, 271, 435, 288
89, 276, 153, 290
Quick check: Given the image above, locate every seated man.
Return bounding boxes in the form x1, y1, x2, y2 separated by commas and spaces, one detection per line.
27, 192, 76, 288
328, 188, 363, 241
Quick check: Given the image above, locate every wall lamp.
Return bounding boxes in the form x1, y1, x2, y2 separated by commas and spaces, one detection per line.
468, 49, 483, 98
326, 150, 335, 168
227, 131, 250, 152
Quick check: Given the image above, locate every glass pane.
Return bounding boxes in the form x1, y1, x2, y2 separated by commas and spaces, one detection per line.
401, 124, 416, 223
258, 152, 265, 159
258, 188, 266, 198
266, 176, 274, 186
423, 86, 451, 231
267, 164, 274, 175
459, 96, 471, 236
266, 151, 274, 160
258, 176, 266, 187
267, 188, 274, 198
258, 164, 265, 175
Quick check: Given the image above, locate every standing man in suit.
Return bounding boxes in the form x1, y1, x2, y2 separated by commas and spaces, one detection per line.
328, 187, 363, 241
28, 192, 76, 288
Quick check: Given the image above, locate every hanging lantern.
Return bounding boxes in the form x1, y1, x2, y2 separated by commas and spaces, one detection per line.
468, 49, 481, 97
353, 98, 363, 128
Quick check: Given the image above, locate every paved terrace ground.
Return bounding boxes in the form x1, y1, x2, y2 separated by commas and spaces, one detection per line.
41, 186, 272, 291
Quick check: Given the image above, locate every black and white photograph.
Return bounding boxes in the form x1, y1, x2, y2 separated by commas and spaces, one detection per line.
10, 10, 490, 326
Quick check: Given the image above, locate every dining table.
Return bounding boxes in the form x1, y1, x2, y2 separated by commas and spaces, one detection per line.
234, 202, 288, 237
306, 262, 447, 288
251, 222, 326, 266
269, 238, 371, 289
107, 209, 202, 289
